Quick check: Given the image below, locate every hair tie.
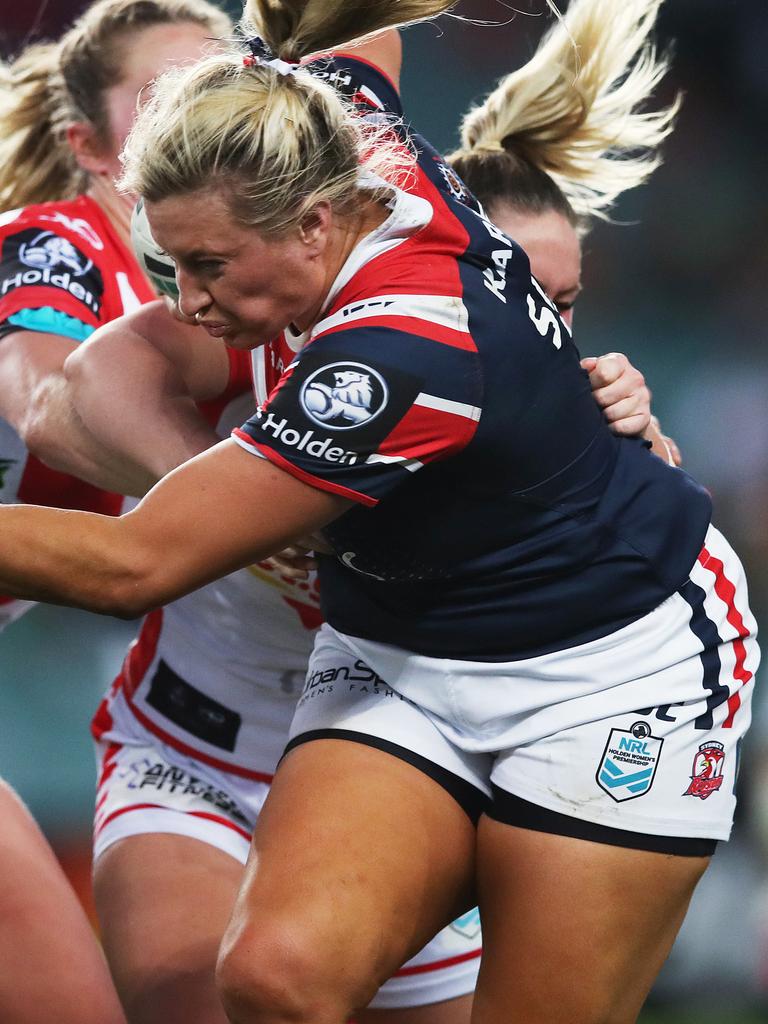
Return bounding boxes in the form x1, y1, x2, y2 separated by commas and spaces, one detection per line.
244, 36, 298, 77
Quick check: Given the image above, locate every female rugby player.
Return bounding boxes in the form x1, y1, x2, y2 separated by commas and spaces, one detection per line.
0, 2, 755, 1022
49, 4, 676, 1021
0, 1, 229, 1021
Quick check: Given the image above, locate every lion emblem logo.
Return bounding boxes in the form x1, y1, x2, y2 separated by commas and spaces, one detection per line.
300, 362, 388, 429
19, 232, 92, 275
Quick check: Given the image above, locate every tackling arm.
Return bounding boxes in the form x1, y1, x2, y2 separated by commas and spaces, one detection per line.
50, 300, 232, 494
0, 439, 350, 617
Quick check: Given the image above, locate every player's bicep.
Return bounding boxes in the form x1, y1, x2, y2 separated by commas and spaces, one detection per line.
118, 299, 232, 400
124, 438, 350, 609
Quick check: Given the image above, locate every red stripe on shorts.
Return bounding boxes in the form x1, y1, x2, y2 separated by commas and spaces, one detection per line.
123, 696, 275, 783
393, 948, 481, 977
697, 547, 753, 728
96, 742, 123, 790
95, 802, 252, 844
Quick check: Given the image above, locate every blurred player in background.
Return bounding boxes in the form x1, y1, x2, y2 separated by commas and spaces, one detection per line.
0, 1, 230, 1020
44, 2, 683, 1022
446, 0, 680, 462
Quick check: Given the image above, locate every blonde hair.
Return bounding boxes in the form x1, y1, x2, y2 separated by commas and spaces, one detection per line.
243, 0, 561, 62
450, 0, 679, 232
122, 0, 460, 235
0, 0, 231, 213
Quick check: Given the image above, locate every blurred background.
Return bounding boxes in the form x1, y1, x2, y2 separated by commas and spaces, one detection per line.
0, 1, 766, 1020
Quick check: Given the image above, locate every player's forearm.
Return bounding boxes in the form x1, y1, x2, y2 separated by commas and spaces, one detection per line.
0, 442, 350, 619
0, 504, 149, 615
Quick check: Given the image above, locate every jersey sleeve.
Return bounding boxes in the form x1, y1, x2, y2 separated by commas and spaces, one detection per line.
233, 313, 482, 507
303, 54, 403, 119
0, 225, 105, 338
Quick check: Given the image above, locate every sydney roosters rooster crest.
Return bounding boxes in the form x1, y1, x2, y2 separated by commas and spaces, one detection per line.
684, 741, 725, 800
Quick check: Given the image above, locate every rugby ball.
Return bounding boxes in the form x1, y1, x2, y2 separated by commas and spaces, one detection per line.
131, 197, 178, 299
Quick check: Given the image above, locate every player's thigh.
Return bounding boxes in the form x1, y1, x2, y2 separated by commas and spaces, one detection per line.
0, 780, 125, 1024
473, 815, 708, 1024
358, 993, 473, 1024
94, 833, 243, 1024
219, 738, 478, 1016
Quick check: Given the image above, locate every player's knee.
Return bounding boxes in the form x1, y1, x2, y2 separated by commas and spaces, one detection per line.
216, 919, 346, 1024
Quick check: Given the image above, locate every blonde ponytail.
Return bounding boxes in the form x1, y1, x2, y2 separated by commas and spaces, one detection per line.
123, 0, 469, 234
0, 45, 83, 212
0, 0, 231, 213
453, 0, 679, 227
242, 0, 459, 63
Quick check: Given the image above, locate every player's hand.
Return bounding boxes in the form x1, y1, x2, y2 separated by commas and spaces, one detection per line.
581, 352, 651, 437
644, 415, 683, 467
265, 533, 333, 580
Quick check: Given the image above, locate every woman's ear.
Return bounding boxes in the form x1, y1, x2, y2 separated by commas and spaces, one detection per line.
298, 202, 333, 257
67, 122, 111, 175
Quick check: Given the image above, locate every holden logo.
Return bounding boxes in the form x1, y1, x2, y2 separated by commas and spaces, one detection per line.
299, 361, 388, 430
19, 232, 92, 276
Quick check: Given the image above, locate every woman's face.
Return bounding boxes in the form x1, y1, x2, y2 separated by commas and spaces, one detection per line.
93, 22, 217, 179
146, 189, 330, 349
488, 204, 582, 327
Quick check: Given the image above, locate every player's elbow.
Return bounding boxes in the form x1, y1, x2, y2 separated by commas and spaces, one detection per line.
20, 377, 79, 473
22, 412, 65, 470
84, 548, 176, 620
97, 568, 172, 619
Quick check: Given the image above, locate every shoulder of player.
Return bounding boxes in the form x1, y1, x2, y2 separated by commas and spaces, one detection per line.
303, 52, 400, 115
0, 196, 109, 258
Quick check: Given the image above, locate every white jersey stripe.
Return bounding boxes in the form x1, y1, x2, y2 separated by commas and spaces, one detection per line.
365, 452, 423, 473
414, 392, 482, 422
251, 348, 269, 405
359, 84, 384, 109
312, 293, 470, 341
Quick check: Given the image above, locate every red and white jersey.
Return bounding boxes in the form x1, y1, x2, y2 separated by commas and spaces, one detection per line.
0, 195, 156, 629
94, 353, 323, 778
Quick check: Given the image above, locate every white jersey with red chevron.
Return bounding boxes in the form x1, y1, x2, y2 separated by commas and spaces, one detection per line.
93, 386, 322, 778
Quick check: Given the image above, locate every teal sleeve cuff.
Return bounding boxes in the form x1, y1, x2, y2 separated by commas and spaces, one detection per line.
7, 307, 95, 343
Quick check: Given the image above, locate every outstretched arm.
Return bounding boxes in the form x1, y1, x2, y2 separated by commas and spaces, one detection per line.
0, 439, 349, 617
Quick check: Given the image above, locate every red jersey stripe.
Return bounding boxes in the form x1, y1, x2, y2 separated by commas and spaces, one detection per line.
315, 313, 475, 352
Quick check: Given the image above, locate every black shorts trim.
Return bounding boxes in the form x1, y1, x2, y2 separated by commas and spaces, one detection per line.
283, 729, 489, 825
488, 786, 717, 857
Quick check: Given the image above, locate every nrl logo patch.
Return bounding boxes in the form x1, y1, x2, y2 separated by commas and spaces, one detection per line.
684, 741, 725, 800
449, 908, 481, 941
596, 721, 663, 802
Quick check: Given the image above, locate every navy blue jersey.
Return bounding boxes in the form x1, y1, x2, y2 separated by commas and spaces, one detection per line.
234, 57, 712, 661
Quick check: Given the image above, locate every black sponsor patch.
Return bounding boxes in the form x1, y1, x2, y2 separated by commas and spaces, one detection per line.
147, 659, 241, 751
0, 229, 104, 316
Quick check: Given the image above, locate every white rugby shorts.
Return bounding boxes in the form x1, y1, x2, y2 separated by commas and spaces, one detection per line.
287, 526, 758, 853
93, 728, 481, 1008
